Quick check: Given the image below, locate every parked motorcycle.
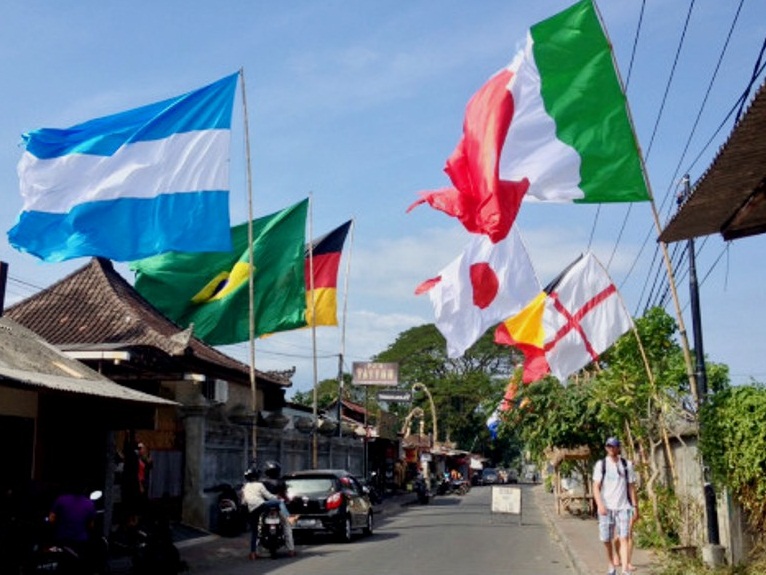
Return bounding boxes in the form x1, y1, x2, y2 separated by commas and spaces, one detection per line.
110, 511, 186, 574
206, 482, 246, 537
413, 474, 430, 505
359, 471, 383, 505
436, 476, 470, 496
22, 490, 107, 575
25, 542, 87, 575
257, 500, 285, 558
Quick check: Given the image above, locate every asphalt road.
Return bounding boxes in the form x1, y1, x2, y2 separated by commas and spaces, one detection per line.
180, 484, 577, 575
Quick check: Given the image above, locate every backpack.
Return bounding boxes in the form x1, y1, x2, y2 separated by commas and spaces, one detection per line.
598, 457, 632, 505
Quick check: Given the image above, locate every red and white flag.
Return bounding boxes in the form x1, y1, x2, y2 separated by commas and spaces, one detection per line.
495, 252, 633, 383
416, 226, 540, 358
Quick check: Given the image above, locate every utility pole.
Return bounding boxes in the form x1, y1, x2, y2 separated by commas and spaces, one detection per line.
681, 176, 723, 565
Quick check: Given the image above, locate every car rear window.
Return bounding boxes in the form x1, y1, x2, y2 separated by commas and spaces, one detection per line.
285, 477, 336, 498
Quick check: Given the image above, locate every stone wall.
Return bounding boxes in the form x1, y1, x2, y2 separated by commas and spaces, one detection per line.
187, 419, 364, 531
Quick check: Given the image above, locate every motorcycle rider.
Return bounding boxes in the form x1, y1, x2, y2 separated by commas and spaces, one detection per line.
47, 480, 97, 571
259, 461, 296, 557
242, 467, 277, 560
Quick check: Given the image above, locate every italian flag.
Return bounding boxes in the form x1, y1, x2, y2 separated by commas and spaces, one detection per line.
410, 0, 650, 244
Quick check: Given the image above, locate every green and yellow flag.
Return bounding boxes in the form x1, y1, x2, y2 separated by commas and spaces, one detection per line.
131, 198, 309, 345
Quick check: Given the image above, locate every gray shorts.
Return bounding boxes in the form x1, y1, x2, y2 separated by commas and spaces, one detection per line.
598, 508, 633, 542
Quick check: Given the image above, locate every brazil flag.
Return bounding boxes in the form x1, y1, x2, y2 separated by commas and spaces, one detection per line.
131, 198, 308, 345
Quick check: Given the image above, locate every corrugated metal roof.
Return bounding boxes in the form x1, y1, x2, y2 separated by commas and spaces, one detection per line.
659, 79, 766, 242
0, 317, 176, 405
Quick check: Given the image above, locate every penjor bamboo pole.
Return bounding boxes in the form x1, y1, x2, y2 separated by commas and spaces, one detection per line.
239, 68, 258, 463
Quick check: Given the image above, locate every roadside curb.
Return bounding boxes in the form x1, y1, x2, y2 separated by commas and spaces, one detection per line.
532, 486, 590, 575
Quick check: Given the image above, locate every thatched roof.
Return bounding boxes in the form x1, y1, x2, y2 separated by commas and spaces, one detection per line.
545, 445, 591, 466
660, 79, 766, 242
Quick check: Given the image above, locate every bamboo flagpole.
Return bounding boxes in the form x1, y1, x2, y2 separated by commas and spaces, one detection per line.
238, 68, 258, 463
336, 219, 356, 437
593, 3, 698, 401
307, 196, 319, 469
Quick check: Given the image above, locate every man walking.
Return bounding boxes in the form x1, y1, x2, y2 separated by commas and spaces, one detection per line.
593, 437, 638, 575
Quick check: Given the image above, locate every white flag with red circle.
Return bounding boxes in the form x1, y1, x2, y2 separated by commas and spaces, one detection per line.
416, 226, 540, 358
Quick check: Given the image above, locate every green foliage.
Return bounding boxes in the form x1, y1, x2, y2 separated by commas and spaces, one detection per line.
372, 325, 520, 451
512, 377, 607, 465
699, 383, 766, 533
634, 486, 682, 548
291, 373, 381, 415
654, 546, 766, 575
291, 378, 340, 409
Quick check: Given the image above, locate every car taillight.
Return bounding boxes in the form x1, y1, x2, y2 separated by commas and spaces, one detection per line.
326, 492, 343, 510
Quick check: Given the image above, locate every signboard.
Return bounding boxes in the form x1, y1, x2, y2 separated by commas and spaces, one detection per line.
491, 486, 522, 524
352, 362, 399, 386
377, 389, 412, 403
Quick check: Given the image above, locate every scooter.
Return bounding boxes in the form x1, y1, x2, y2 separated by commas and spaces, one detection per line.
206, 483, 246, 537
110, 510, 185, 574
436, 476, 470, 496
23, 490, 106, 575
413, 474, 430, 505
359, 471, 383, 505
257, 500, 285, 558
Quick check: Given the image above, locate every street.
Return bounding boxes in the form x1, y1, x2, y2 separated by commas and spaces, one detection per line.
179, 484, 576, 575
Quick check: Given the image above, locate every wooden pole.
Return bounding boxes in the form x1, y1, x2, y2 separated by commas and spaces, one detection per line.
239, 68, 258, 463
336, 220, 355, 437
308, 196, 319, 469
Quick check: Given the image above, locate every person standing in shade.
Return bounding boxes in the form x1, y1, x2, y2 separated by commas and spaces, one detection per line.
593, 437, 639, 575
136, 441, 153, 517
137, 442, 153, 496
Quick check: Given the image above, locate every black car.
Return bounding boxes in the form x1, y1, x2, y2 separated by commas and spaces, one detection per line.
480, 467, 501, 485
284, 469, 373, 542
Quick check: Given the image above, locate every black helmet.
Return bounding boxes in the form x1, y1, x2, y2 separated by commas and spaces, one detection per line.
244, 467, 260, 482
262, 460, 282, 479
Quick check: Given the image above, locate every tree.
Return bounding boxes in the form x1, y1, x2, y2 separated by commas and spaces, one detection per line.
372, 324, 523, 451
291, 373, 381, 414
291, 378, 341, 409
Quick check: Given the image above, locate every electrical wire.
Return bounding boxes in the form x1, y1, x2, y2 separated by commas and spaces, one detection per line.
605, 1, 695, 273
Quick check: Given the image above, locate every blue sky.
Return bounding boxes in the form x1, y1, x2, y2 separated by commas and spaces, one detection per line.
1, 1, 765, 397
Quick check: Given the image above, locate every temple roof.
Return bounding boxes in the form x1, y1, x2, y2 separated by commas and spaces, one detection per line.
5, 258, 288, 387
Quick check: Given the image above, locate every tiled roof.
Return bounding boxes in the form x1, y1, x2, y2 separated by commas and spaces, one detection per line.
339, 398, 368, 414
4, 258, 286, 387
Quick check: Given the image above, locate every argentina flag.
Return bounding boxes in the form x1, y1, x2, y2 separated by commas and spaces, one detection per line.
8, 73, 238, 262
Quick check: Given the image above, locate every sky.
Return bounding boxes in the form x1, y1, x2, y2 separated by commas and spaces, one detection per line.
1, 1, 765, 398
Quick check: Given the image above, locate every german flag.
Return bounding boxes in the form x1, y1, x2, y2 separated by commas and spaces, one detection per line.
305, 221, 352, 327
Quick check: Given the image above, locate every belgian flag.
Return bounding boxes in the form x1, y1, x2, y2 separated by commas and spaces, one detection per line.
305, 221, 352, 327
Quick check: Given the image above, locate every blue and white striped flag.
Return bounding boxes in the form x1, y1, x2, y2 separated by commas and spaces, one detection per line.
486, 410, 502, 440
486, 378, 519, 440
8, 73, 238, 262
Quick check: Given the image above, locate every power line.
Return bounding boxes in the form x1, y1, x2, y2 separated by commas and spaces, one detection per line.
607, 1, 696, 279
624, 0, 758, 321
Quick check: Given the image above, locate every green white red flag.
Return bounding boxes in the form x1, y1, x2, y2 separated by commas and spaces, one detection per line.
409, 0, 650, 243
